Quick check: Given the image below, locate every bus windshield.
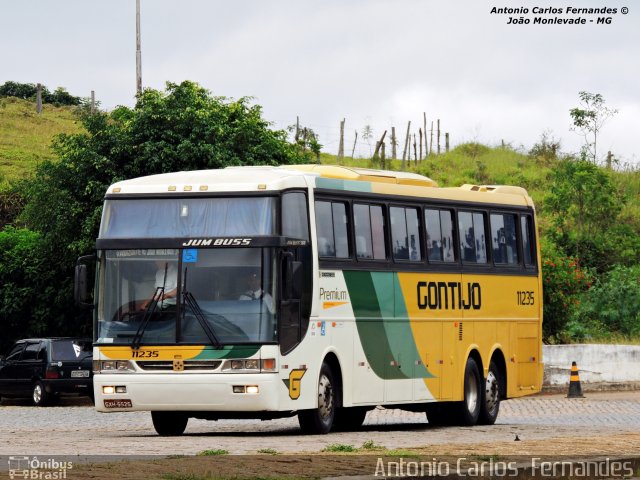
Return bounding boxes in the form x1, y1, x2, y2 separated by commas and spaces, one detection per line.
96, 248, 277, 346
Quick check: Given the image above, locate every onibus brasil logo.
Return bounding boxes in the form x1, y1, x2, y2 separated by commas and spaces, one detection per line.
8, 456, 73, 479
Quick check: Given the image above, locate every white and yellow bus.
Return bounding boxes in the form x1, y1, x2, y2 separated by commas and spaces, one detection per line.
76, 165, 543, 435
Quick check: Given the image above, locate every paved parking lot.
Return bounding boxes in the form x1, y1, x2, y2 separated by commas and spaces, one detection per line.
1, 392, 639, 456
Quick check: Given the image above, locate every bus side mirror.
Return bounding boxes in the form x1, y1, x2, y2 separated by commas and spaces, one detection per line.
74, 255, 95, 308
74, 264, 88, 305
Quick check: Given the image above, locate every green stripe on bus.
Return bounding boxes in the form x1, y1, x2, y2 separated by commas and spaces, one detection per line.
392, 273, 433, 379
344, 271, 408, 380
194, 345, 260, 360
316, 177, 372, 192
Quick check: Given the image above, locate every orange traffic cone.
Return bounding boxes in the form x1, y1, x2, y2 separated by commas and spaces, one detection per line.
567, 361, 585, 398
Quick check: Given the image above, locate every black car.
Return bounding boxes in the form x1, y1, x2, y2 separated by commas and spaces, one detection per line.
0, 338, 93, 406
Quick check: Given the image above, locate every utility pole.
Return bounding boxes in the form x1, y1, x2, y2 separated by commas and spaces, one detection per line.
136, 0, 142, 95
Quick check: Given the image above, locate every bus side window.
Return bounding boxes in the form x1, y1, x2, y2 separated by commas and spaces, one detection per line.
390, 207, 422, 261
425, 208, 456, 262
315, 200, 350, 258
282, 192, 309, 241
354, 204, 386, 260
458, 211, 488, 264
490, 213, 519, 265
521, 215, 535, 267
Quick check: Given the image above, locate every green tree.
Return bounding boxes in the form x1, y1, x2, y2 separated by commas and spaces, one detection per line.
0, 228, 78, 352
545, 159, 624, 272
569, 91, 617, 163
10, 81, 307, 338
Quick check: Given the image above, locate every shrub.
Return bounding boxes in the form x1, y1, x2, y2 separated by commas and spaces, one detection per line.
568, 265, 640, 340
541, 242, 592, 342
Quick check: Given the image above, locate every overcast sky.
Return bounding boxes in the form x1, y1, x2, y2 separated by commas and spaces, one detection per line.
2, 0, 638, 164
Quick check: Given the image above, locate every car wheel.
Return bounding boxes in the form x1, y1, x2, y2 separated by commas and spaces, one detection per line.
151, 411, 188, 436
298, 362, 336, 434
478, 360, 501, 425
32, 380, 51, 407
333, 406, 368, 431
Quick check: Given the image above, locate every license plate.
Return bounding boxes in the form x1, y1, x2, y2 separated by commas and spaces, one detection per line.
71, 370, 90, 378
104, 399, 133, 409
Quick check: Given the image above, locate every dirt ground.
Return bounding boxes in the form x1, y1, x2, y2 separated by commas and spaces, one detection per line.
34, 432, 639, 479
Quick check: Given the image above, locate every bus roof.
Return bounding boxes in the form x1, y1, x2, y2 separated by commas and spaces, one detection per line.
106, 165, 533, 208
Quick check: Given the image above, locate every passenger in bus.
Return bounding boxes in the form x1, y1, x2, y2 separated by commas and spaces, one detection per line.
238, 271, 274, 313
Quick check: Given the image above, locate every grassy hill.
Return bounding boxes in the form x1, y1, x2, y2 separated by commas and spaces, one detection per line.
0, 96, 82, 186
318, 146, 639, 238
1, 95, 638, 233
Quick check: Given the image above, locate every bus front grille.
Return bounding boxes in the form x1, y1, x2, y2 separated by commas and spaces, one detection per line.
136, 360, 222, 371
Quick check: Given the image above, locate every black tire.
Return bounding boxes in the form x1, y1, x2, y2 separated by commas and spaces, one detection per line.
32, 380, 51, 407
478, 360, 501, 425
425, 402, 455, 426
151, 411, 189, 436
333, 406, 368, 431
298, 362, 336, 434
451, 357, 482, 426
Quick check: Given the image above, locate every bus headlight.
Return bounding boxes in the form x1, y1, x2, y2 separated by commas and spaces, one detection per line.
97, 360, 134, 372
221, 359, 260, 372
221, 358, 277, 372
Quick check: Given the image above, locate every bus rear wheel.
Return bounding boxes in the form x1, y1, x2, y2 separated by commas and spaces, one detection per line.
478, 360, 501, 425
298, 362, 336, 434
151, 411, 188, 436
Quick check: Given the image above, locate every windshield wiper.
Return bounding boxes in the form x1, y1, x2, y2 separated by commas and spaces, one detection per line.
131, 285, 164, 350
182, 268, 220, 347
132, 263, 168, 350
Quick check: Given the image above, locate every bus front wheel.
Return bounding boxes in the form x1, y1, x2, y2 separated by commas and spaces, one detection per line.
298, 362, 336, 434
151, 411, 188, 436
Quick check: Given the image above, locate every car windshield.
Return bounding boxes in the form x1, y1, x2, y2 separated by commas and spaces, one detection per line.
96, 248, 277, 346
51, 340, 92, 361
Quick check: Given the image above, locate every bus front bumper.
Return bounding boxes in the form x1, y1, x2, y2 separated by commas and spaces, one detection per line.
93, 372, 281, 412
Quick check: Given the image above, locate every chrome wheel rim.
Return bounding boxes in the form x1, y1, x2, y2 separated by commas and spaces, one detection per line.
33, 384, 42, 404
485, 371, 499, 414
317, 373, 334, 420
465, 371, 478, 413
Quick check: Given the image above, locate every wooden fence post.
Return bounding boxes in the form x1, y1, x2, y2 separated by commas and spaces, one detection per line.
337, 118, 345, 162
437, 119, 441, 155
606, 151, 612, 169
429, 121, 434, 156
423, 112, 427, 158
36, 83, 42, 114
351, 131, 358, 159
445, 132, 450, 152
402, 121, 411, 162
295, 116, 300, 143
413, 134, 417, 166
372, 130, 387, 159
391, 127, 397, 160
419, 128, 423, 161
381, 142, 386, 169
